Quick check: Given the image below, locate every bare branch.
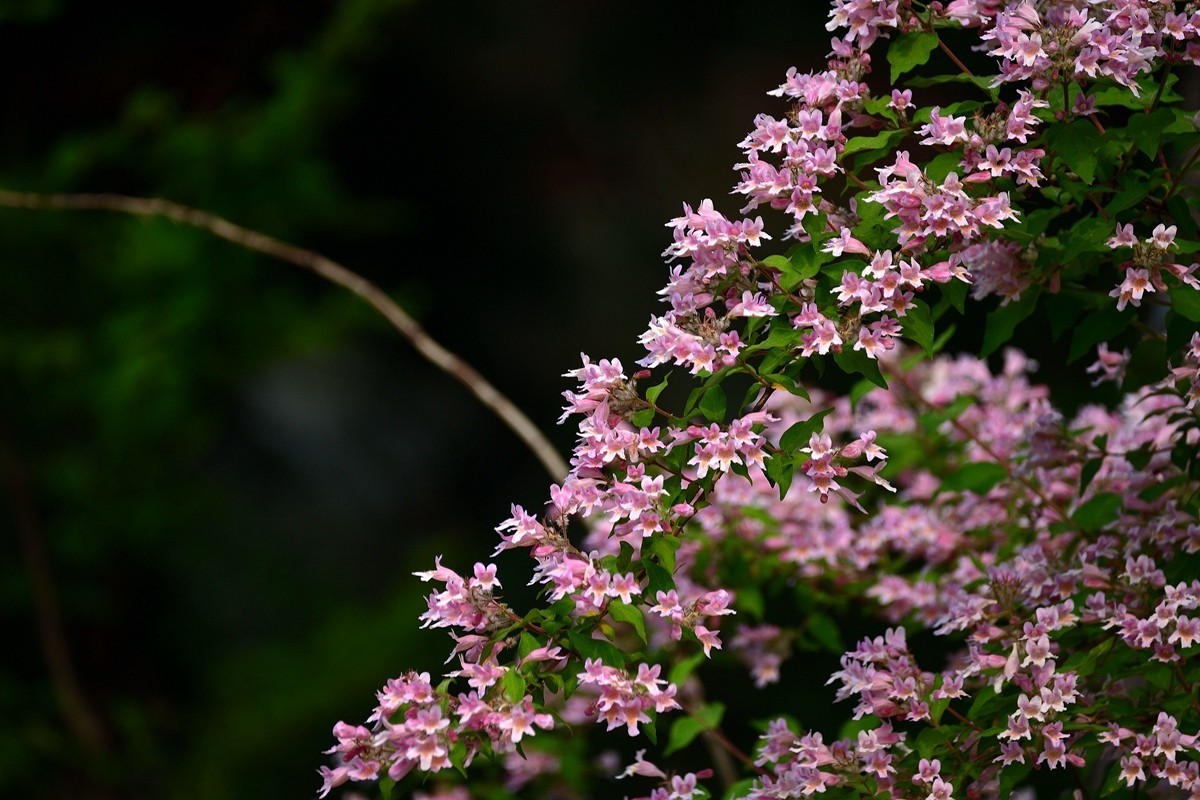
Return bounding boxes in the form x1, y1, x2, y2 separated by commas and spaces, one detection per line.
0, 189, 569, 480
0, 414, 110, 753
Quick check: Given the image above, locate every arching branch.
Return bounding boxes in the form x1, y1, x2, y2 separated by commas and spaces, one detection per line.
0, 188, 569, 480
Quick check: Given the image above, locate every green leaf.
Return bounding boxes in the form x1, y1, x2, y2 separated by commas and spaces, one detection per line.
837, 715, 880, 741
1079, 458, 1103, 497
1068, 308, 1131, 363
806, 612, 844, 654
779, 407, 835, 453
900, 298, 935, 355
981, 292, 1039, 357
723, 779, 756, 800
833, 347, 887, 389
1073, 492, 1122, 532
567, 629, 626, 667
518, 631, 542, 660
1171, 285, 1200, 322
609, 601, 648, 644
888, 31, 939, 83
699, 385, 727, 423
1046, 120, 1103, 184
647, 533, 679, 574
940, 279, 968, 315
1061, 216, 1116, 263
1139, 474, 1186, 503
765, 248, 828, 291
941, 462, 1007, 493
664, 702, 725, 756
646, 375, 670, 406
764, 451, 795, 498
664, 717, 706, 756
915, 726, 958, 759
1169, 194, 1200, 239
1042, 290, 1097, 342
645, 560, 675, 597
1099, 760, 1127, 797
738, 585, 765, 620
500, 669, 527, 703
1106, 178, 1153, 216
999, 762, 1033, 799
668, 653, 705, 687
923, 151, 965, 184
902, 71, 998, 98
928, 696, 951, 725
1126, 108, 1175, 159
843, 129, 906, 158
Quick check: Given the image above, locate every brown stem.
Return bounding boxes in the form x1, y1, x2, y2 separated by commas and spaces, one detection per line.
0, 189, 569, 480
0, 415, 110, 752
936, 37, 974, 78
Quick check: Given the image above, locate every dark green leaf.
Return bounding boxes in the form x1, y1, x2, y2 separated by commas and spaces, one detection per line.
647, 533, 679, 574
900, 298, 935, 355
500, 669, 527, 703
567, 629, 626, 667
806, 612, 844, 653
923, 151, 964, 184
779, 407, 835, 453
1125, 108, 1175, 158
1171, 285, 1200, 322
833, 347, 887, 389
1042, 290, 1096, 342
1073, 492, 1122, 531
764, 452, 795, 498
1139, 474, 1186, 503
915, 726, 958, 760
763, 253, 816, 292
664, 702, 724, 756
738, 585, 765, 620
645, 560, 675, 597
668, 653, 705, 687
699, 385, 727, 423
1168, 194, 1199, 238
723, 779, 756, 800
888, 31, 939, 83
1046, 120, 1103, 184
1068, 308, 1131, 363
999, 763, 1033, 799
1079, 458, 1103, 497
1061, 216, 1116, 263
1106, 178, 1152, 216
981, 292, 1039, 357
646, 375, 670, 405
609, 601, 648, 644
843, 129, 906, 158
902, 72, 998, 97
664, 717, 705, 756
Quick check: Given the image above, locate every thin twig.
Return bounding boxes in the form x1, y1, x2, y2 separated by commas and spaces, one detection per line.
0, 189, 569, 480
936, 37, 974, 78
0, 414, 110, 753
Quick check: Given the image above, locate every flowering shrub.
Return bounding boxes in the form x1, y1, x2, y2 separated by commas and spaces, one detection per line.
320, 2, 1200, 799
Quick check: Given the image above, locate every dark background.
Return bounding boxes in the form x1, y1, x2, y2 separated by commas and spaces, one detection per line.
0, 1, 829, 797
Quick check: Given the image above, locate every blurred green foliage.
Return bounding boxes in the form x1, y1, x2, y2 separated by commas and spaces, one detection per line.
0, 2, 475, 797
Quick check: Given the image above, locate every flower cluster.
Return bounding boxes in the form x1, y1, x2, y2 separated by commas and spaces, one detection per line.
320, 0, 1200, 798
